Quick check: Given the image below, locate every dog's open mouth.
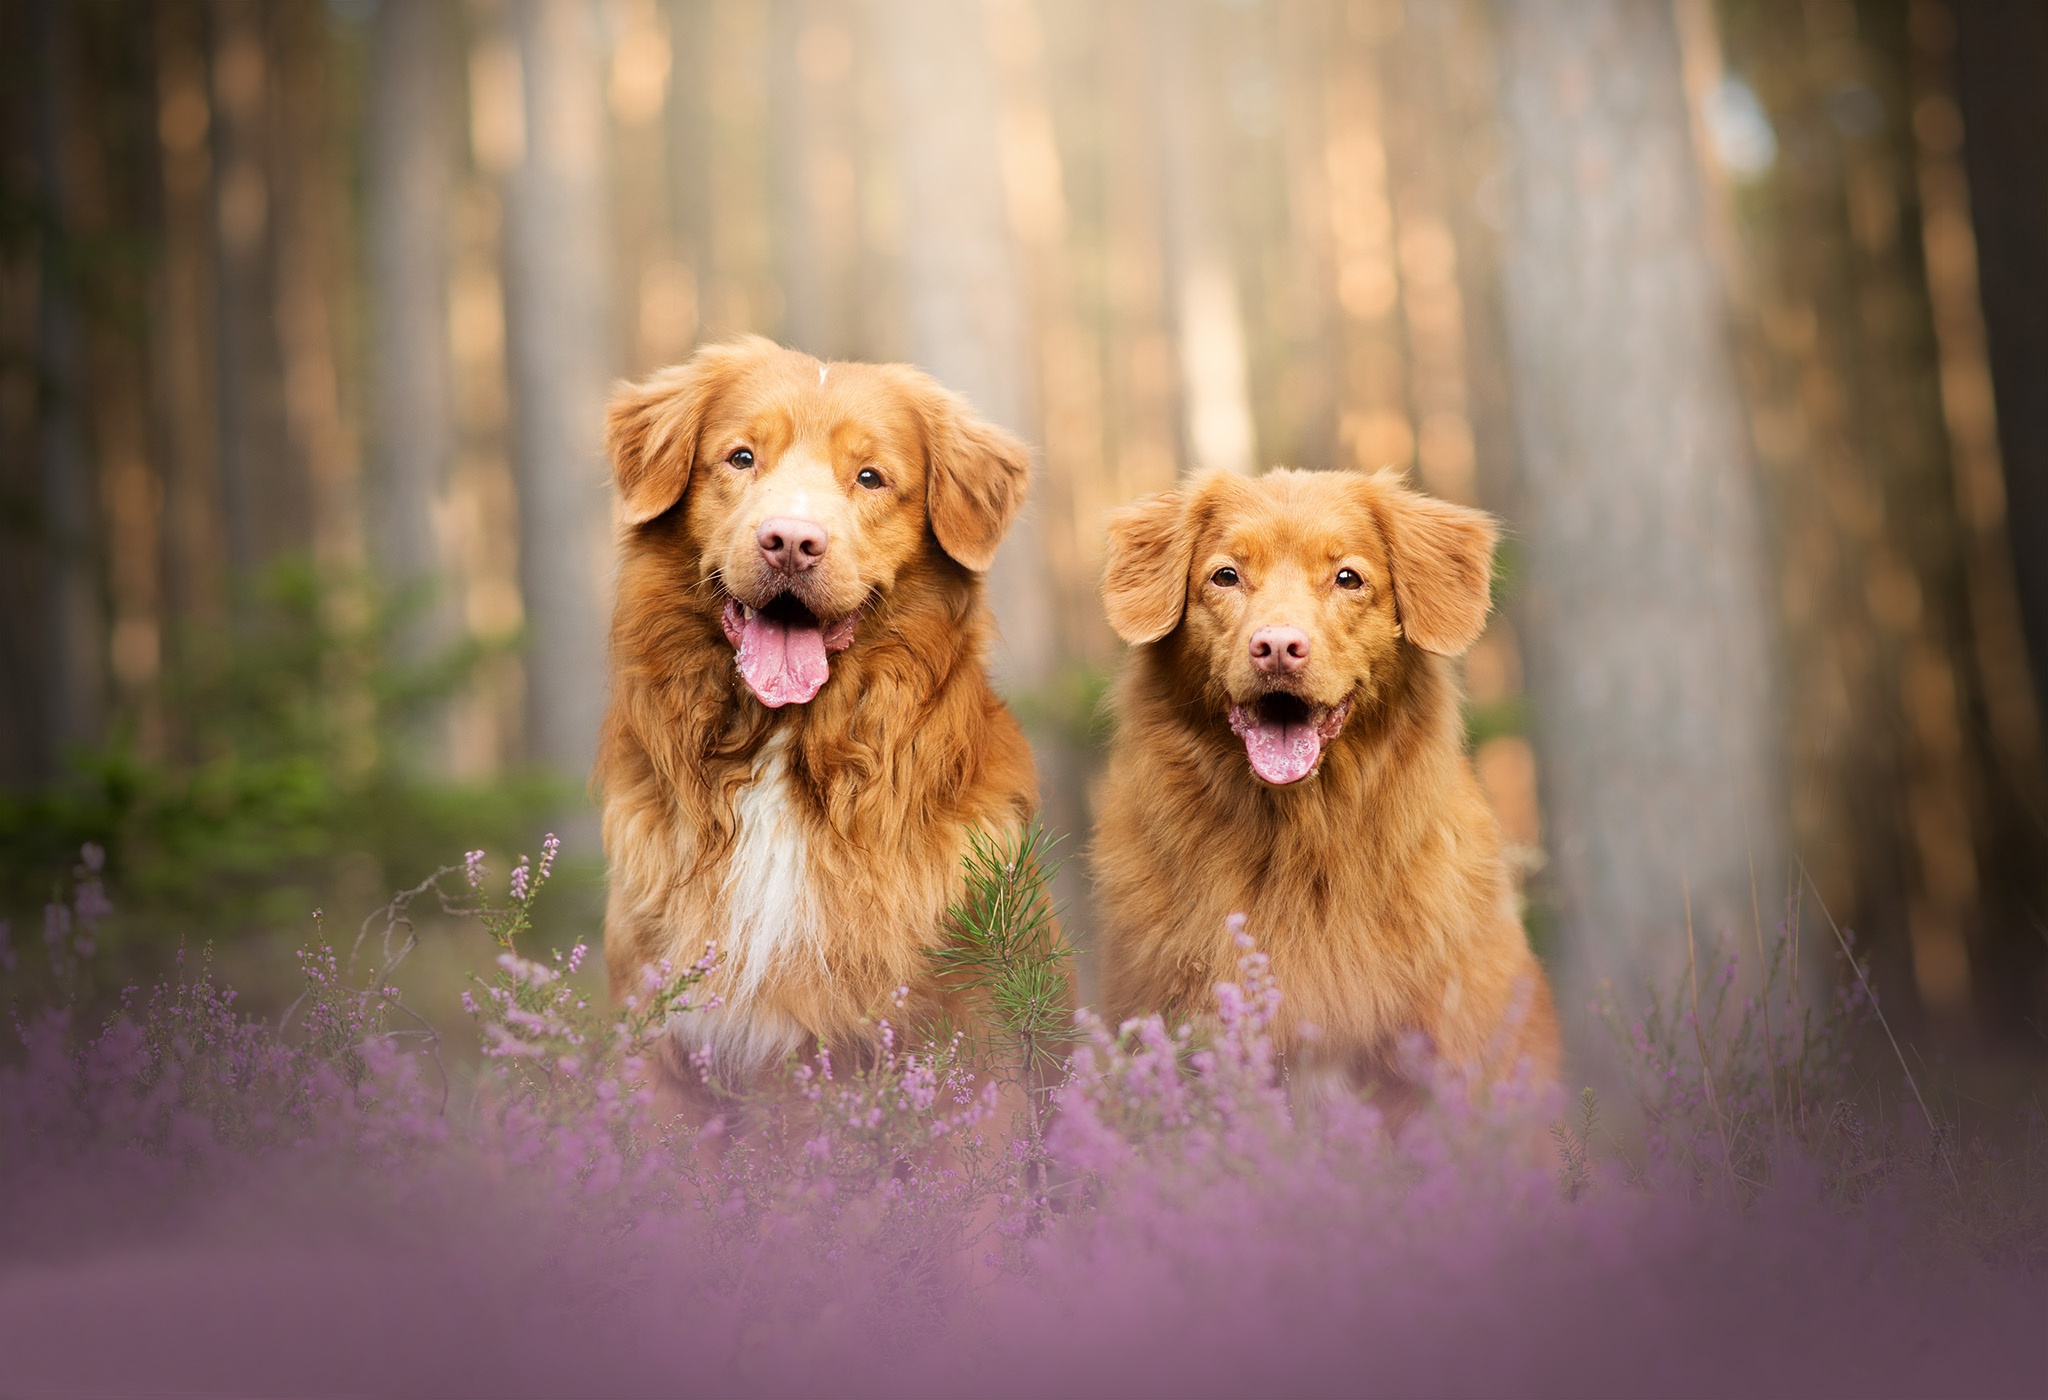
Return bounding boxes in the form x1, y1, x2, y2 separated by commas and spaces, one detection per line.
721, 593, 858, 708
1227, 693, 1352, 785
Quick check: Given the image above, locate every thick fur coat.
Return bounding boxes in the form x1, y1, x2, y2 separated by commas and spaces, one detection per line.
1093, 467, 1559, 1097
597, 337, 1044, 1098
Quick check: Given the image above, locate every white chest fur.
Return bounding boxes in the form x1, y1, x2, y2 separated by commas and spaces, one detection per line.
720, 729, 826, 1009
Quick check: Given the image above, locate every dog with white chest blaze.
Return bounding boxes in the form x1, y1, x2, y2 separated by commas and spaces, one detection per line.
596, 336, 1055, 1109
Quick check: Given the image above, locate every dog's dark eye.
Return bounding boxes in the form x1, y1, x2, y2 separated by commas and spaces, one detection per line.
729, 448, 755, 469
1211, 567, 1240, 588
1336, 568, 1364, 591
856, 467, 886, 490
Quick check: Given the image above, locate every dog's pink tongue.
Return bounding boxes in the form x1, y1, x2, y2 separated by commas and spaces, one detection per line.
1229, 704, 1322, 785
733, 606, 830, 708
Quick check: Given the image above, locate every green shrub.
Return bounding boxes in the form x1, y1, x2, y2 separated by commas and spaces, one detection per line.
0, 561, 572, 987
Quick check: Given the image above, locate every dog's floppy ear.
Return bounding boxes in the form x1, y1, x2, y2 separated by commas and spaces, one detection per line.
606, 338, 763, 526
916, 384, 1032, 572
1367, 471, 1499, 655
1102, 489, 1194, 644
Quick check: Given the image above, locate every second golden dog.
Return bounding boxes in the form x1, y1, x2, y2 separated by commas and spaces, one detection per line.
1092, 466, 1559, 1101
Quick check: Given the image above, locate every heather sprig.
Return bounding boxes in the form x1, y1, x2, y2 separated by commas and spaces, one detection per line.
453, 847, 715, 1182
1598, 893, 1871, 1199
1573, 881, 2045, 1268
466, 831, 560, 949
2, 844, 112, 1009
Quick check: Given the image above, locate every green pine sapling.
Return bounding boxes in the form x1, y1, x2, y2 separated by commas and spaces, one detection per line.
1550, 1086, 1599, 1201
927, 822, 1079, 1156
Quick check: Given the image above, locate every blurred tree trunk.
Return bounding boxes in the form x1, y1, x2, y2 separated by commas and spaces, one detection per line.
209, 0, 305, 583
989, 0, 1110, 667
873, 0, 1052, 690
1097, 0, 1180, 509
776, 0, 859, 361
654, 0, 711, 363
1274, 0, 1341, 477
1952, 1, 2048, 709
876, 0, 1103, 981
151, 0, 228, 672
1950, 0, 2048, 1033
988, 0, 1112, 995
263, 0, 370, 781
26, 0, 106, 778
1713, 0, 1944, 1020
1381, 7, 1481, 510
1706, 0, 2046, 1037
1147, 0, 1255, 478
1321, 2, 1415, 478
698, 0, 778, 341
503, 0, 613, 779
1393, 0, 1525, 515
1907, 0, 2048, 1036
0, 4, 40, 784
609, 0, 676, 376
452, 9, 538, 779
1491, 0, 1784, 1000
369, 0, 459, 693
81, 5, 169, 752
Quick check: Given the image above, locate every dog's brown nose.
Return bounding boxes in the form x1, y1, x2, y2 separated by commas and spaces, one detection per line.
757, 516, 828, 573
1249, 625, 1310, 675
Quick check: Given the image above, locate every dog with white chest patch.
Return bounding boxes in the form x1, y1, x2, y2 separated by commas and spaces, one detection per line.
597, 336, 1051, 1105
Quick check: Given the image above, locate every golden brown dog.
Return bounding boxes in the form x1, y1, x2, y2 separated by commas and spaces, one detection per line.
1093, 466, 1559, 1103
597, 336, 1046, 1104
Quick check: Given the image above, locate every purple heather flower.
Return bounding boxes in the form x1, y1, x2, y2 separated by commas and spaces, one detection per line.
73, 878, 113, 929
464, 849, 487, 889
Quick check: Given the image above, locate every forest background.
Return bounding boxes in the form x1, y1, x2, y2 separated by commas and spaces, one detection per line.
3, 0, 2044, 1079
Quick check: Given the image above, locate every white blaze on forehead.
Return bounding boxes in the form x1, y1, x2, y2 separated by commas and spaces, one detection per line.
818, 363, 828, 387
